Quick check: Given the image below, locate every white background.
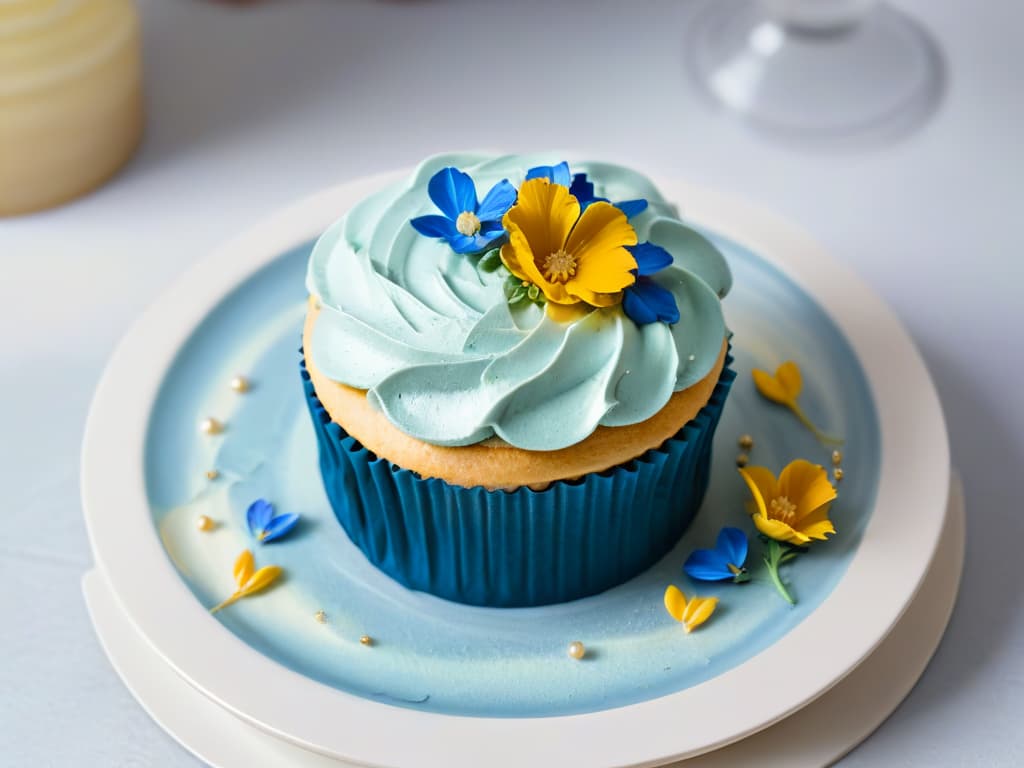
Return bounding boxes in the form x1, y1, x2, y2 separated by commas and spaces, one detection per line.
1, 0, 1022, 765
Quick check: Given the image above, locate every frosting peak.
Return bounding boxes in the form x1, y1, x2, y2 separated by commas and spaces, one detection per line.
306, 153, 731, 451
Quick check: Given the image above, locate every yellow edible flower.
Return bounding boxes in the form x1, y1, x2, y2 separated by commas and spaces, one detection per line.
500, 178, 637, 312
210, 549, 283, 614
752, 361, 843, 446
663, 585, 717, 633
738, 460, 837, 546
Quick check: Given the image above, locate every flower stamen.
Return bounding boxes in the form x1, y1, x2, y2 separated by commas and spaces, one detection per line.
769, 495, 797, 524
455, 211, 481, 237
542, 249, 577, 283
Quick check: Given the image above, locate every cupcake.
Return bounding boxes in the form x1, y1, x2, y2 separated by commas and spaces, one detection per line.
302, 153, 734, 607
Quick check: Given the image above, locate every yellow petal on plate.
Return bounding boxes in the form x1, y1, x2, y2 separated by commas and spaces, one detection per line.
751, 368, 793, 406
777, 459, 824, 508
775, 361, 803, 400
664, 584, 687, 623
682, 596, 718, 633
753, 513, 807, 546
239, 565, 283, 597
737, 466, 778, 519
798, 518, 837, 542
233, 549, 255, 588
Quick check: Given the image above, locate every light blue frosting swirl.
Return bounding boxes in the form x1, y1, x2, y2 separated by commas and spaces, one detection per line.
306, 153, 731, 451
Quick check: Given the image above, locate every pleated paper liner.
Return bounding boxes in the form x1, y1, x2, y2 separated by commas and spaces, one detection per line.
301, 352, 735, 607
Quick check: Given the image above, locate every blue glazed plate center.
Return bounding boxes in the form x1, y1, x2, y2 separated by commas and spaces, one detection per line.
145, 231, 880, 718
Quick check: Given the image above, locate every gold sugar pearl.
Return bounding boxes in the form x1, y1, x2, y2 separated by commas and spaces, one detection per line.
736, 453, 749, 468
738, 434, 754, 451
832, 450, 843, 466
568, 641, 586, 660
314, 610, 327, 624
359, 635, 373, 646
200, 417, 224, 435
205, 469, 219, 481
230, 375, 250, 393
196, 515, 215, 532
834, 468, 844, 482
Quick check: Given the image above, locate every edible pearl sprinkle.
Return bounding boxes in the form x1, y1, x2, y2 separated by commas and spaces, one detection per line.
738, 434, 754, 450
314, 610, 327, 624
736, 453, 749, 467
196, 515, 214, 532
200, 417, 223, 435
568, 641, 586, 660
205, 469, 219, 480
230, 375, 250, 393
834, 468, 844, 482
359, 635, 373, 646
831, 450, 843, 466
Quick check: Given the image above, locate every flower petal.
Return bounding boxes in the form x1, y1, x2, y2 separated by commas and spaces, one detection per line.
737, 466, 778, 519
622, 278, 679, 325
475, 179, 517, 223
621, 285, 657, 325
716, 527, 748, 569
239, 565, 283, 596
682, 596, 717, 633
260, 513, 300, 544
565, 202, 638, 299
627, 242, 673, 275
752, 368, 794, 406
526, 162, 571, 187
683, 548, 734, 581
503, 178, 580, 264
233, 549, 255, 589
799, 518, 837, 541
793, 475, 838, 525
664, 584, 687, 622
246, 499, 274, 538
753, 513, 809, 545
778, 460, 827, 509
776, 361, 803, 400
449, 233, 484, 254
410, 214, 458, 239
569, 172, 595, 202
427, 167, 477, 220
615, 199, 648, 218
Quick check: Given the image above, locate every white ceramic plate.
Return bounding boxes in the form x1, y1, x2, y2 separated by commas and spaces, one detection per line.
81, 474, 965, 768
81, 171, 949, 767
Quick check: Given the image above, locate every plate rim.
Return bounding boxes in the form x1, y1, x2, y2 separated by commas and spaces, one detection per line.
81, 168, 950, 768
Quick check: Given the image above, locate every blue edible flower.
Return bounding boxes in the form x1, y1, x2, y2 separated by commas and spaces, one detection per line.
622, 242, 680, 325
526, 162, 648, 218
683, 527, 750, 583
246, 498, 299, 544
410, 167, 517, 255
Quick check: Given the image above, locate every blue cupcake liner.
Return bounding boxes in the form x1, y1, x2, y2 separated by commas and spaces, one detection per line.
301, 351, 734, 607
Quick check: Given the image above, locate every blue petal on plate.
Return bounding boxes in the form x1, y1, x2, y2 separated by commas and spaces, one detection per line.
410, 214, 458, 239
717, 527, 748, 568
627, 242, 673, 275
683, 548, 734, 581
526, 162, 571, 187
475, 179, 517, 222
427, 167, 478, 220
260, 512, 300, 544
623, 278, 680, 325
615, 199, 649, 219
246, 499, 274, 538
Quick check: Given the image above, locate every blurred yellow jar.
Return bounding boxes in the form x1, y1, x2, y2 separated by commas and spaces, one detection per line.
0, 0, 143, 216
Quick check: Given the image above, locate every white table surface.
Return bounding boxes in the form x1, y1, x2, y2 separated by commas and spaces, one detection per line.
1, 0, 1021, 765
